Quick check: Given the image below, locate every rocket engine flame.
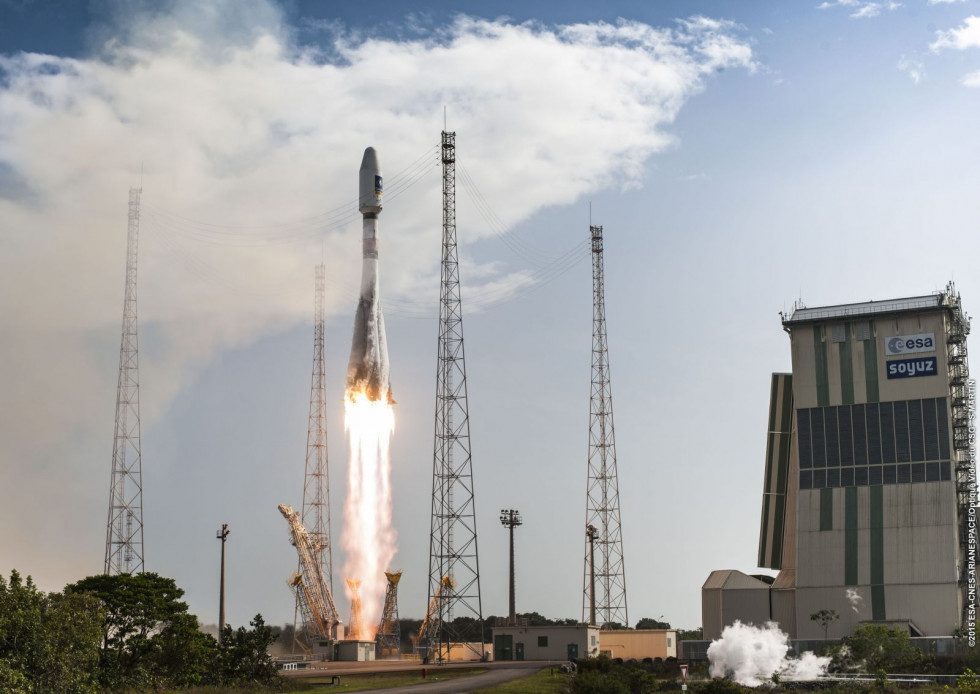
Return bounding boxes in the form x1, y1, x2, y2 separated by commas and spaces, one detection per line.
342, 393, 395, 642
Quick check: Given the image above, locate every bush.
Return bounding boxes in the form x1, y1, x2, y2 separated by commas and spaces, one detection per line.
696, 678, 750, 694
572, 670, 631, 694
830, 624, 921, 673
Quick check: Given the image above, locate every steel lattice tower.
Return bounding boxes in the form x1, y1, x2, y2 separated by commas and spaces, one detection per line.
376, 570, 402, 657
104, 187, 145, 575
582, 224, 628, 627
425, 130, 485, 661
294, 265, 333, 644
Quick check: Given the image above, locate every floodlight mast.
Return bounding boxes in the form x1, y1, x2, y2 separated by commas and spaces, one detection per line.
499, 509, 522, 624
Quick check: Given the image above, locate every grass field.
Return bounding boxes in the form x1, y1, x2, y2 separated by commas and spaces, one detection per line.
472, 667, 570, 693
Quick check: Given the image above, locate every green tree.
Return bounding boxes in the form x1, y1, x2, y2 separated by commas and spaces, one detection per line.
635, 617, 671, 629
831, 624, 921, 672
0, 570, 103, 694
66, 572, 192, 689
809, 608, 839, 639
677, 627, 703, 641
152, 613, 219, 687
217, 614, 279, 686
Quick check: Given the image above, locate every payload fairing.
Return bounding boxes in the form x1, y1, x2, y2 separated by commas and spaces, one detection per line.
346, 147, 393, 404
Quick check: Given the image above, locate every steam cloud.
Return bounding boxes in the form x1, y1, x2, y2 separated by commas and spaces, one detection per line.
707, 621, 829, 686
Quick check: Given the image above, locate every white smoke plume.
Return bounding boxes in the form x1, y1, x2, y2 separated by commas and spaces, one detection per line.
707, 621, 830, 686
846, 588, 864, 614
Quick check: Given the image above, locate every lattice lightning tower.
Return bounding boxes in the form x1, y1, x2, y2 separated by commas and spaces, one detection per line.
425, 130, 485, 660
104, 187, 145, 575
582, 224, 628, 627
295, 265, 333, 642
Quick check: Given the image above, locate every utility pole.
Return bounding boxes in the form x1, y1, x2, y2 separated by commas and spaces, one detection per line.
217, 523, 230, 641
586, 524, 597, 626
499, 509, 522, 624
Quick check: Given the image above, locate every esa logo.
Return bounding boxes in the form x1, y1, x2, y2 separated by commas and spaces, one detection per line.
884, 333, 935, 356
886, 357, 937, 379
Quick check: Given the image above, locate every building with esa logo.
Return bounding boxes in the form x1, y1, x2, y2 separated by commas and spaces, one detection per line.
703, 284, 973, 641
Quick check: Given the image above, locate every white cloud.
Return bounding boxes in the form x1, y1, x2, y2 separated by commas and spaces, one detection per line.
962, 69, 980, 86
897, 54, 925, 83
0, 0, 753, 590
929, 0, 966, 4
852, 4, 883, 18
817, 0, 901, 18
930, 15, 980, 51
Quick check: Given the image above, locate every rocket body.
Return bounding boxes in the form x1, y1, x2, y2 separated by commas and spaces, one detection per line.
346, 147, 392, 403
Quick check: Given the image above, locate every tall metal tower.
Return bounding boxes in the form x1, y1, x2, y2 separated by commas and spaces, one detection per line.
582, 224, 629, 628
295, 264, 332, 644
426, 130, 485, 660
104, 187, 145, 575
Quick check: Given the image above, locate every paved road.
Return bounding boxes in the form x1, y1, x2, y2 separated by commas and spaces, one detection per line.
356, 663, 552, 693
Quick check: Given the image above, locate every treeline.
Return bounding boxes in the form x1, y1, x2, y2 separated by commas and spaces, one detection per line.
0, 570, 279, 693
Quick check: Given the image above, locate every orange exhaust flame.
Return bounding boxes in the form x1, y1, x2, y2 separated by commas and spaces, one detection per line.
341, 390, 396, 642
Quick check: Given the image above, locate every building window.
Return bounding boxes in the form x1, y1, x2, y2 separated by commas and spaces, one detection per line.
538, 636, 548, 647
832, 324, 846, 343
667, 637, 672, 647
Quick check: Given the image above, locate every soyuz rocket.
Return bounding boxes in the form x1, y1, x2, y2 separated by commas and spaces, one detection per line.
346, 147, 393, 404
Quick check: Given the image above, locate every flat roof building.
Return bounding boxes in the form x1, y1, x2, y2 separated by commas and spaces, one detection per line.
704, 284, 974, 641
491, 624, 599, 661
758, 284, 973, 639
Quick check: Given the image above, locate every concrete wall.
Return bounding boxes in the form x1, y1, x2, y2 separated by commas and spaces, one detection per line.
334, 640, 375, 662
599, 629, 677, 659
702, 571, 774, 641
491, 625, 598, 661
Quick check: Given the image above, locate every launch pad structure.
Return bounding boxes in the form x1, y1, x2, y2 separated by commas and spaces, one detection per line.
376, 570, 402, 658
423, 130, 486, 662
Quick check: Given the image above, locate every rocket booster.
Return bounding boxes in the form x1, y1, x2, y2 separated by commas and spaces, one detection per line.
346, 147, 392, 403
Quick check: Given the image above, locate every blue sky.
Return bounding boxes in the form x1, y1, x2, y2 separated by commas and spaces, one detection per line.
1, 0, 979, 635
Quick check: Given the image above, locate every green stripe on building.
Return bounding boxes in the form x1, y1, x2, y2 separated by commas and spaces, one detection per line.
758, 374, 793, 570
772, 494, 785, 568
758, 493, 771, 567
845, 486, 858, 585
840, 338, 854, 405
814, 327, 830, 407
820, 487, 833, 531
870, 484, 885, 620
777, 378, 793, 496
863, 324, 879, 403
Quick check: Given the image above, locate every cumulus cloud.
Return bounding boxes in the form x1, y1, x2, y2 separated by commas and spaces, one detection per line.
962, 69, 980, 86
0, 0, 753, 587
930, 15, 980, 51
817, 0, 901, 18
897, 54, 925, 83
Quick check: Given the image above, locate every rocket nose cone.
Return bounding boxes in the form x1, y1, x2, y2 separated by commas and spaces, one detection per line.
359, 146, 383, 213
360, 147, 380, 173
